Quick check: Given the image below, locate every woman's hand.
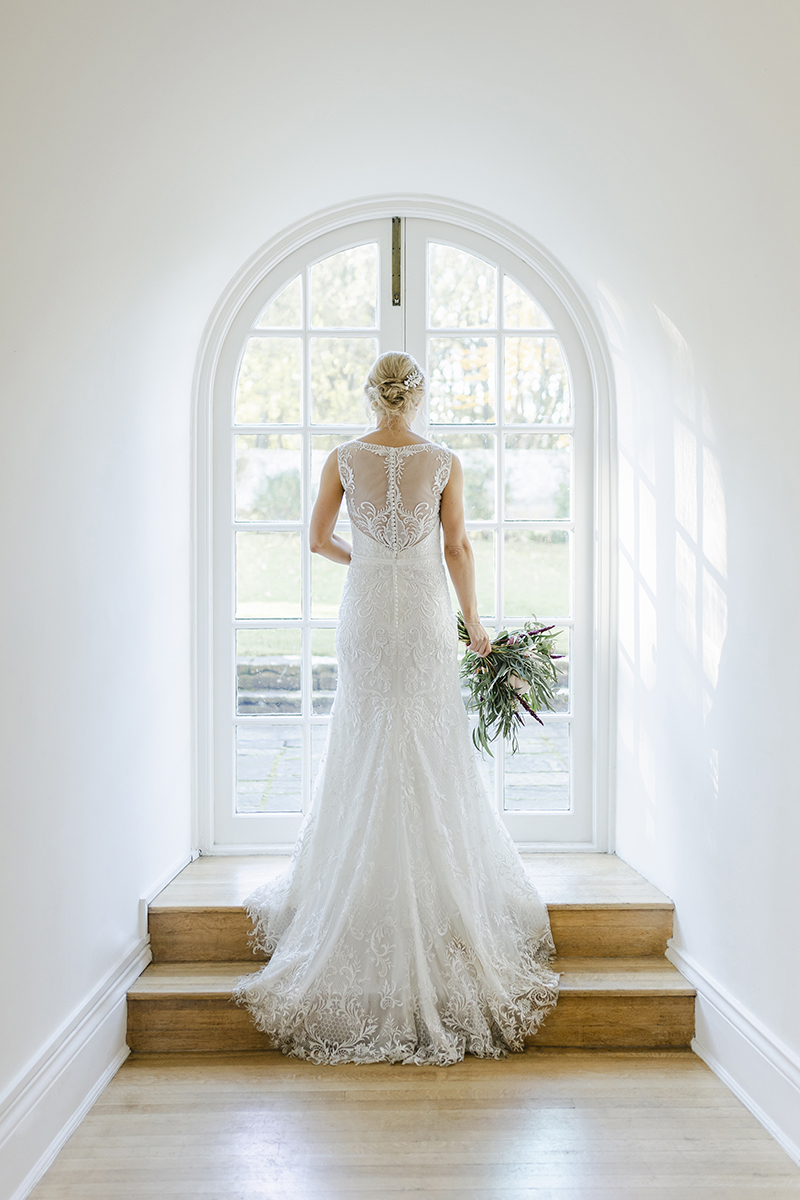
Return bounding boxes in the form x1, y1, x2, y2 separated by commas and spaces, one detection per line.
464, 620, 492, 658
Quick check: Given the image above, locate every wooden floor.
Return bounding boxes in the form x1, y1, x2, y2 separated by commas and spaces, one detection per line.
30, 1049, 800, 1198
28, 857, 797, 1194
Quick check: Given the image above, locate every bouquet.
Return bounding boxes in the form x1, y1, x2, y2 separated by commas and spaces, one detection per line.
457, 612, 563, 755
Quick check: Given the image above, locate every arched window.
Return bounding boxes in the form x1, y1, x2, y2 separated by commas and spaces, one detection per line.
200, 209, 609, 851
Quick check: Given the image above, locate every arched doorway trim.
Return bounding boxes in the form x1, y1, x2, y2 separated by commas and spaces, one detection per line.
192, 195, 616, 853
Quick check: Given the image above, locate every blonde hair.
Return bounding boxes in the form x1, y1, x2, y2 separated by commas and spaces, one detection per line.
364, 352, 426, 424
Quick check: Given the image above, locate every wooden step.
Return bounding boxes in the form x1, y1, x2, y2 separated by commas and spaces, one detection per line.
127, 958, 695, 1054
148, 855, 675, 962
148, 904, 674, 962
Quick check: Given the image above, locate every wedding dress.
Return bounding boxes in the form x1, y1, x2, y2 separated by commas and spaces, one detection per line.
233, 440, 559, 1065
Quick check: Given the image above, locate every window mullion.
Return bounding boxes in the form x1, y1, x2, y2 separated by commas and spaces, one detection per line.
232, 618, 336, 628
233, 522, 303, 532
301, 277, 313, 813
494, 316, 505, 819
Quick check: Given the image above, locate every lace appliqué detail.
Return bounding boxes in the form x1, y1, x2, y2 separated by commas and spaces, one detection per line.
337, 441, 452, 554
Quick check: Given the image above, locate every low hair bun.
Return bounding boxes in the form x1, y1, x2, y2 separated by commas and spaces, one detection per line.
364, 352, 426, 424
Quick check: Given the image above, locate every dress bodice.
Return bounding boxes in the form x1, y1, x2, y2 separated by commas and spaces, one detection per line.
338, 440, 452, 562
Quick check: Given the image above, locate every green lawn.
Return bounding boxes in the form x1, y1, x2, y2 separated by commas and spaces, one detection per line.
503, 531, 570, 618
236, 528, 569, 621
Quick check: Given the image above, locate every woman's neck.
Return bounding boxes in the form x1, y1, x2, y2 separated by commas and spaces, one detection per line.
359, 420, 428, 447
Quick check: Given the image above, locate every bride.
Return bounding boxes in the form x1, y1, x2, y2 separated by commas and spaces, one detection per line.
234, 351, 559, 1065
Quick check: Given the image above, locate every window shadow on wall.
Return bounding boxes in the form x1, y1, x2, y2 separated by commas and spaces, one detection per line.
600, 285, 729, 860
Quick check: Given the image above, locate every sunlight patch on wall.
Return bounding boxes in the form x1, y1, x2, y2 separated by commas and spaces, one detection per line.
608, 295, 731, 853
656, 307, 729, 729
639, 585, 658, 692
656, 307, 696, 422
702, 567, 727, 694
639, 723, 656, 805
618, 454, 635, 557
702, 444, 727, 578
638, 481, 658, 593
675, 532, 697, 654
674, 418, 698, 541
618, 554, 636, 663
618, 654, 635, 757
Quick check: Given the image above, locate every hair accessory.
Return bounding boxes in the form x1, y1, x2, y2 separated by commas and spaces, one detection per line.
401, 368, 424, 391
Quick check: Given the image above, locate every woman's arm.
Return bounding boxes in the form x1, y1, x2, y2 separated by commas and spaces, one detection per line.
440, 455, 491, 657
309, 450, 351, 565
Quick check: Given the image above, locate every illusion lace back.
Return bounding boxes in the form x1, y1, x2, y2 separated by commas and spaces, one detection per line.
338, 439, 453, 552
234, 440, 559, 1065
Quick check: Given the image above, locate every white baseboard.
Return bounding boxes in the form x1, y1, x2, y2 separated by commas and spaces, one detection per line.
141, 850, 198, 905
667, 942, 800, 1167
0, 849, 194, 1198
0, 937, 152, 1200
137, 849, 198, 936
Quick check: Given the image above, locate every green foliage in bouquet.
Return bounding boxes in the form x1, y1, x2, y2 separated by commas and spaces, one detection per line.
457, 612, 562, 756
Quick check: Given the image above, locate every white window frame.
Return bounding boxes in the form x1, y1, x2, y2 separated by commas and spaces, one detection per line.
193, 198, 615, 854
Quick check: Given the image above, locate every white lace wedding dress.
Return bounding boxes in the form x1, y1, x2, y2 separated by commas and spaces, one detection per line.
233, 440, 559, 1065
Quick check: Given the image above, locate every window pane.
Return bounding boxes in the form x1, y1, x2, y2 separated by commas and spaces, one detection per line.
311, 724, 330, 794
311, 525, 350, 617
236, 629, 302, 715
310, 244, 378, 328
550, 628, 570, 715
447, 530, 495, 618
429, 244, 496, 328
469, 723, 496, 799
236, 531, 302, 618
255, 276, 302, 328
236, 724, 302, 813
311, 628, 337, 715
235, 337, 301, 424
433, 432, 495, 519
311, 337, 378, 423
429, 337, 495, 424
235, 434, 302, 521
503, 276, 550, 329
503, 529, 570, 619
504, 433, 571, 520
504, 337, 570, 425
504, 722, 570, 812
312, 434, 354, 504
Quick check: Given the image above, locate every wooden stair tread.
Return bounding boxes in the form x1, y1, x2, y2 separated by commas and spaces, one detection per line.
149, 900, 673, 914
151, 854, 673, 911
556, 958, 694, 995
128, 961, 257, 997
128, 957, 695, 1000
147, 858, 676, 963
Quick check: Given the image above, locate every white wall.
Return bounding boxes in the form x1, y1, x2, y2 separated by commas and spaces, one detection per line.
0, 0, 798, 1188
604, 8, 800, 1148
